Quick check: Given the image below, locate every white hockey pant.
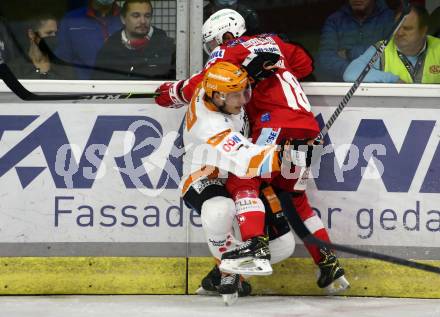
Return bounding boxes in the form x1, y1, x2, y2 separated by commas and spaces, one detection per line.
201, 196, 295, 263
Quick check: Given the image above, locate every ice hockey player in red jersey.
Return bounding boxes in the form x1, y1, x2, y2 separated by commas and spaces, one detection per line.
155, 8, 349, 294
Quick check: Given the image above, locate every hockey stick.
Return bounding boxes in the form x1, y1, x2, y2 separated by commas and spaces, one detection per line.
0, 62, 158, 101
314, 0, 411, 143
278, 192, 440, 275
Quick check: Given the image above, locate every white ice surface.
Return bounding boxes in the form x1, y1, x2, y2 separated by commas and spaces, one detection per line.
0, 295, 439, 317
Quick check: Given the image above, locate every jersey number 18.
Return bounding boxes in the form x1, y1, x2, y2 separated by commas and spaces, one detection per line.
276, 70, 311, 112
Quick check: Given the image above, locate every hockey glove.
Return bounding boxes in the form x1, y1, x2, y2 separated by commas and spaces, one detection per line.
279, 139, 320, 168
155, 80, 186, 108
242, 51, 280, 83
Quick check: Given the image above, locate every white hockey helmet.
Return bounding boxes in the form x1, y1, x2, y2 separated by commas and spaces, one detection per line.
202, 9, 246, 54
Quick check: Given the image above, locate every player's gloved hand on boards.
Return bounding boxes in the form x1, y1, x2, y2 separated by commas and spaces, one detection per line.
278, 139, 322, 168
242, 51, 280, 83
155, 80, 186, 108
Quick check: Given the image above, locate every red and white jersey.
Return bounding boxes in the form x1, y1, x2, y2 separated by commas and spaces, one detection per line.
181, 85, 279, 195
179, 34, 320, 139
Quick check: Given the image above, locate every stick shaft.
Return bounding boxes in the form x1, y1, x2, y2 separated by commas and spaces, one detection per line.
0, 63, 158, 101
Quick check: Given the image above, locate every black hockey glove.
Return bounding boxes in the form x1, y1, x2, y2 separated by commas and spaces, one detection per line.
242, 51, 280, 83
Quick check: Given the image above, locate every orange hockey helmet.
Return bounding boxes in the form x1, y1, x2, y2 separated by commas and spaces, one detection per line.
203, 61, 250, 99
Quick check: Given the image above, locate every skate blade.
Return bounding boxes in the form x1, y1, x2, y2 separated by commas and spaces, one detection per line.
195, 287, 220, 296
222, 292, 238, 306
220, 258, 273, 276
325, 275, 350, 295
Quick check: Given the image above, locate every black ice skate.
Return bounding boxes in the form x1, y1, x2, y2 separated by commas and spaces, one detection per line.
237, 276, 252, 297
196, 265, 221, 296
317, 248, 350, 294
196, 265, 252, 297
219, 236, 272, 276
218, 273, 239, 306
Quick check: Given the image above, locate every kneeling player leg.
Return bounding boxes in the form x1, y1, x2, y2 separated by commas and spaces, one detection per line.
201, 196, 237, 259
200, 197, 252, 298
183, 184, 240, 296
202, 196, 246, 305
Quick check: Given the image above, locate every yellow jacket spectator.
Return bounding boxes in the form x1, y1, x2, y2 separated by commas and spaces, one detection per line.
344, 4, 440, 84
379, 35, 440, 83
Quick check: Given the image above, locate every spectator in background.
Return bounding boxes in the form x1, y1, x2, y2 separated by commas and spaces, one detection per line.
56, 0, 122, 79
386, 0, 426, 17
344, 4, 440, 84
429, 6, 439, 37
67, 0, 88, 11
8, 15, 75, 79
315, 0, 394, 81
204, 0, 260, 34
92, 0, 174, 80
67, 0, 125, 11
0, 17, 17, 63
